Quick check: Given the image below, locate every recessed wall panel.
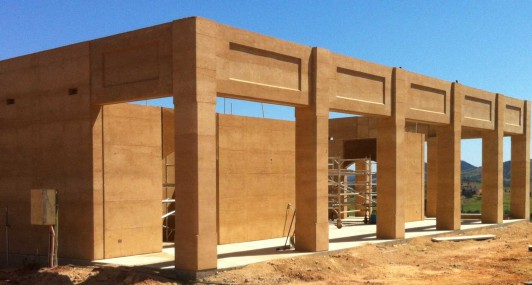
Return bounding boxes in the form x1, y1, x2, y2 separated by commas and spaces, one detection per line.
505, 105, 522, 127
227, 43, 301, 91
460, 86, 495, 130
464, 95, 492, 122
408, 83, 446, 114
335, 67, 385, 104
103, 42, 160, 87
405, 71, 451, 124
504, 97, 525, 134
90, 23, 172, 105
216, 24, 311, 106
330, 54, 392, 116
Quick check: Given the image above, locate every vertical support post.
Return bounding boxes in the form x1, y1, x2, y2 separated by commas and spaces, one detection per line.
376, 68, 406, 239
426, 136, 438, 218
355, 160, 370, 218
510, 101, 530, 219
481, 94, 505, 224
436, 83, 462, 230
295, 47, 331, 252
172, 17, 218, 278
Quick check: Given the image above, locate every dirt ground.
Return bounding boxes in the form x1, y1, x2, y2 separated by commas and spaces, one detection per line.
0, 221, 530, 285
0, 265, 177, 285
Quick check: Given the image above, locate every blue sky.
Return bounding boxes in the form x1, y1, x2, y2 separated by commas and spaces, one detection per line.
1, 1, 531, 166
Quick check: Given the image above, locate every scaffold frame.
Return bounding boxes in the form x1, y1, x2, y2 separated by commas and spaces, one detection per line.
328, 157, 377, 228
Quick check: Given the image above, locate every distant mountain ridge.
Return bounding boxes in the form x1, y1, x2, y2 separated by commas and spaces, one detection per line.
424, 159, 532, 185
461, 161, 477, 172
460, 159, 532, 185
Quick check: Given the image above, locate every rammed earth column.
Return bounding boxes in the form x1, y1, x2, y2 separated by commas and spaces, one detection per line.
510, 101, 530, 219
376, 67, 406, 239
172, 17, 218, 277
481, 94, 505, 224
436, 83, 462, 230
295, 47, 331, 251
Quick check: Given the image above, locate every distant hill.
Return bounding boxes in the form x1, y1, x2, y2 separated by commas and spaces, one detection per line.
503, 160, 512, 180
460, 159, 532, 186
425, 160, 532, 186
461, 161, 481, 183
461, 161, 477, 172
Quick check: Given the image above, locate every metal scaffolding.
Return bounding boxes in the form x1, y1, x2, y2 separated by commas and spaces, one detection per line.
328, 157, 377, 228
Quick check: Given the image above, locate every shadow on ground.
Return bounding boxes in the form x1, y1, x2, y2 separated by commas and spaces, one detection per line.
0, 264, 179, 285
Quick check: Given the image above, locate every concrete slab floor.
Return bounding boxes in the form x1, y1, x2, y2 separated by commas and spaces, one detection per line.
93, 218, 525, 271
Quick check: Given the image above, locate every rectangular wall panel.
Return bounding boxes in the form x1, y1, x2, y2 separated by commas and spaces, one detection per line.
90, 23, 173, 105
505, 106, 522, 126
460, 86, 496, 130
217, 114, 295, 244
335, 67, 385, 104
102, 103, 162, 258
464, 95, 492, 122
405, 72, 451, 124
504, 97, 525, 134
404, 132, 425, 222
216, 24, 311, 106
103, 42, 160, 87
227, 43, 301, 91
329, 54, 392, 116
409, 83, 446, 114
